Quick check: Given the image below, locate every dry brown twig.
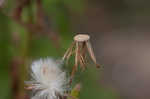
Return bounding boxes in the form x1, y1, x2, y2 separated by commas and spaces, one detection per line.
0, 0, 61, 48
62, 34, 100, 81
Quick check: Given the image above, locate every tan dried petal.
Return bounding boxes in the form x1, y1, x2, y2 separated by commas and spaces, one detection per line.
62, 42, 75, 61
86, 41, 100, 68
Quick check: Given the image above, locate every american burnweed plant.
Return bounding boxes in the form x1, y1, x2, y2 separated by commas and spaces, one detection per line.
25, 34, 100, 99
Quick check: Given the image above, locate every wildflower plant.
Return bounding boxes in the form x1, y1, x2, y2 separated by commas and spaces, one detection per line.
25, 34, 99, 99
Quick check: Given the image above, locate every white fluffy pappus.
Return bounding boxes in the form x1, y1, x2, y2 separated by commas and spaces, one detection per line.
26, 58, 68, 99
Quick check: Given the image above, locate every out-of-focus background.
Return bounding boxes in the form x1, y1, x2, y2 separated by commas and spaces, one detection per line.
1, 0, 150, 99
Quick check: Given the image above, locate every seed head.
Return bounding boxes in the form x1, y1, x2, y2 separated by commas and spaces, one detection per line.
25, 58, 68, 99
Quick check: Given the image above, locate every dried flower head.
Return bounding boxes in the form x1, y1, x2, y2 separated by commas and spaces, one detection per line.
62, 34, 100, 81
25, 58, 69, 99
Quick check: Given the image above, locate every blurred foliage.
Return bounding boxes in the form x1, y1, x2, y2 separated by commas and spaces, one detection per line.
0, 12, 12, 99
0, 0, 118, 99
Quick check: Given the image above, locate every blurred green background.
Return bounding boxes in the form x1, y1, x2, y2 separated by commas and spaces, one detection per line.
2, 0, 150, 99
